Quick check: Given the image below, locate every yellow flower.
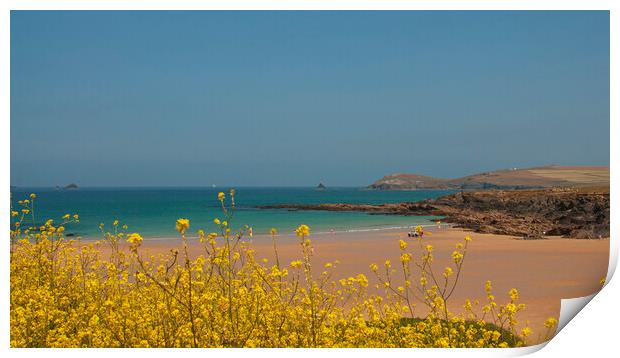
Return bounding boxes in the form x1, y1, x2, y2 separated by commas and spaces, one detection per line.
521, 327, 532, 337
420, 276, 428, 286
11, 211, 18, 217
544, 317, 558, 329
270, 227, 277, 235
464, 235, 472, 242
21, 209, 30, 214
290, 260, 303, 269
218, 192, 225, 201
451, 250, 463, 263
399, 239, 407, 251
175, 218, 190, 234
73, 214, 79, 220
509, 288, 519, 301
370, 263, 378, 272
29, 193, 36, 199
62, 214, 70, 220
214, 218, 221, 225
295, 224, 310, 238
127, 233, 143, 245
443, 267, 453, 278
113, 220, 119, 226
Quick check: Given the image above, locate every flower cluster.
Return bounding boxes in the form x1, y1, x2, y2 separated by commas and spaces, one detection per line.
10, 192, 556, 348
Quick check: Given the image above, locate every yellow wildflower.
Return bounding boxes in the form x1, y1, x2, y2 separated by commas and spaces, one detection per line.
127, 233, 143, 245
521, 327, 532, 337
175, 218, 190, 234
544, 317, 558, 329
451, 250, 463, 264
295, 224, 310, 238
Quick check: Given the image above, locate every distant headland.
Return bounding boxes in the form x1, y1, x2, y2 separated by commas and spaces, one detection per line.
367, 165, 609, 190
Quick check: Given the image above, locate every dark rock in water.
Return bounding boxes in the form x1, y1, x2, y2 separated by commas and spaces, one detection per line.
316, 183, 326, 190
64, 183, 79, 190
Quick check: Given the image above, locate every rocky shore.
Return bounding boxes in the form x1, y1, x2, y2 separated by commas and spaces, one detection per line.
256, 187, 610, 239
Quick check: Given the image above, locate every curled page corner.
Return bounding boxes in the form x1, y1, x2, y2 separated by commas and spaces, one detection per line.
557, 292, 598, 333
511, 293, 600, 356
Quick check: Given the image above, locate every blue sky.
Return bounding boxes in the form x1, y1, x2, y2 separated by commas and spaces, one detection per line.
11, 11, 609, 187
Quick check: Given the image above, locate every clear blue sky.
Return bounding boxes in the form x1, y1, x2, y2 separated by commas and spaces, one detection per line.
11, 11, 610, 187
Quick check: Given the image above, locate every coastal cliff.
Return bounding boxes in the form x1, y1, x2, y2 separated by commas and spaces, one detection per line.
257, 187, 610, 239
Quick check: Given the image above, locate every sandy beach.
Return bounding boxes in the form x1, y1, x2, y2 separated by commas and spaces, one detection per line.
123, 226, 609, 343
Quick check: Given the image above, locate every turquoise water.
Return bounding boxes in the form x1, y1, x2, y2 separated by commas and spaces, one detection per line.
11, 187, 453, 240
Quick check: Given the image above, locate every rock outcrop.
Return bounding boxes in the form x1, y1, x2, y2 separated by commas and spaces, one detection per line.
257, 187, 610, 239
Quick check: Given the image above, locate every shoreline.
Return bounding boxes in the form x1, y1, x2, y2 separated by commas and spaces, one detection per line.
70, 222, 444, 241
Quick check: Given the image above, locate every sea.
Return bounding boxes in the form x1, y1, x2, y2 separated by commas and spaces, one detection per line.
10, 187, 454, 240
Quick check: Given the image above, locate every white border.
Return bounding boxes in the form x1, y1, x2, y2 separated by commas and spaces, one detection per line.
2, 1, 616, 357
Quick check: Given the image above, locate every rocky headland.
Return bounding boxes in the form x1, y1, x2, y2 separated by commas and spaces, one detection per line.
368, 166, 609, 190
257, 187, 610, 239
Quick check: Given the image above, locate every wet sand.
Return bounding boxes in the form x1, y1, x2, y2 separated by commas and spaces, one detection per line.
109, 227, 610, 343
